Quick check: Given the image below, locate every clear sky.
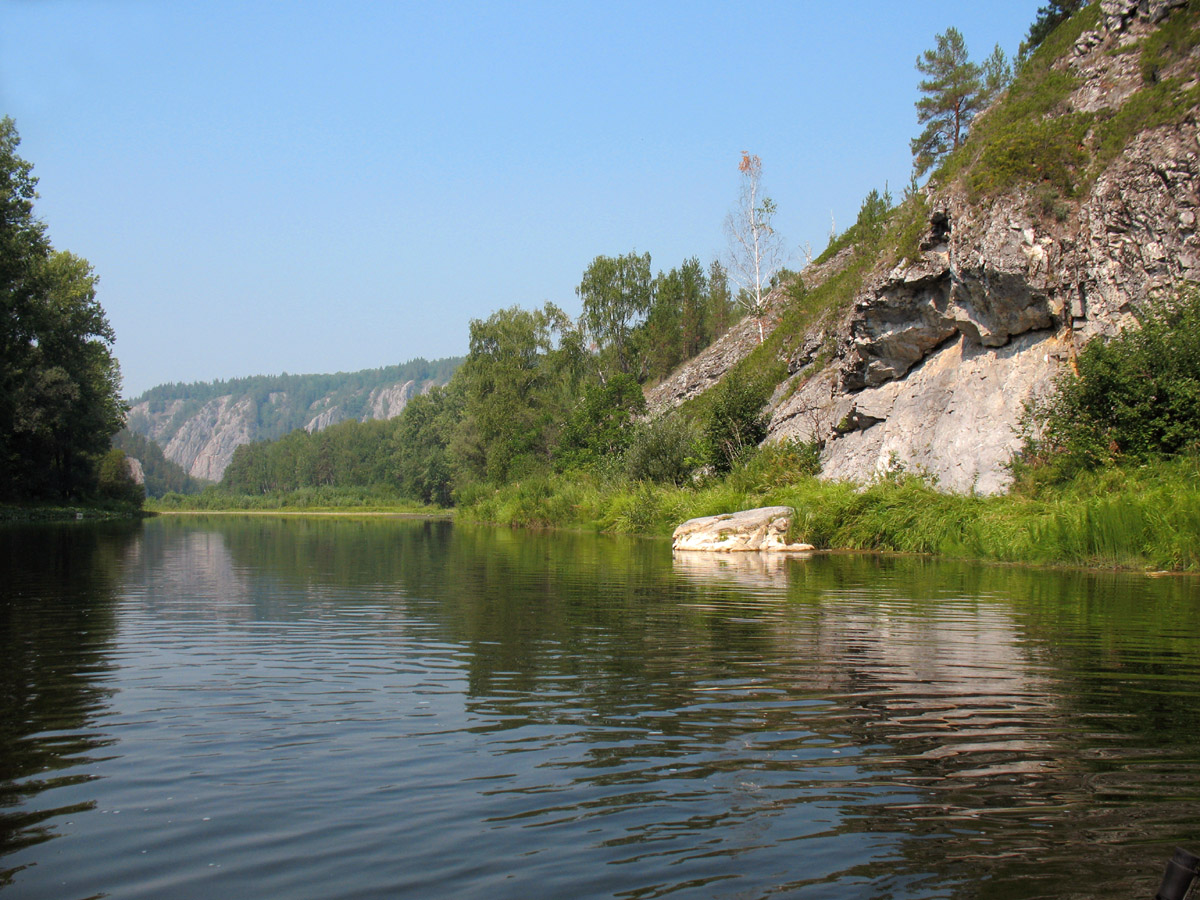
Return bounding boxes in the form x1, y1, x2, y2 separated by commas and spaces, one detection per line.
1, 0, 1043, 398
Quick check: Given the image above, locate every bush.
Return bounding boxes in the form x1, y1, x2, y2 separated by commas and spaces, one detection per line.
703, 376, 771, 472
97, 449, 145, 507
1018, 288, 1200, 478
623, 415, 702, 485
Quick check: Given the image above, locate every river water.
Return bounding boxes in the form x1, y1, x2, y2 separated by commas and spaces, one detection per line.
2, 516, 1199, 899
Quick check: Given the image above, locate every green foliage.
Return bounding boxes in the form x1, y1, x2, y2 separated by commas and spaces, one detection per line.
852, 185, 895, 247
1139, 0, 1200, 83
622, 415, 703, 485
1019, 1, 1087, 62
458, 452, 1200, 571
577, 252, 653, 377
970, 112, 1091, 197
911, 28, 1011, 176
557, 373, 647, 471
454, 303, 584, 485
112, 428, 206, 497
150, 483, 433, 513
1017, 289, 1200, 480
0, 119, 127, 502
702, 375, 772, 472
96, 448, 144, 507
390, 385, 458, 506
638, 258, 715, 381
932, 2, 1199, 203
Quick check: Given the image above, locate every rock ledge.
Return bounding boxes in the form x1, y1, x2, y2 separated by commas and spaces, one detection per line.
671, 507, 816, 552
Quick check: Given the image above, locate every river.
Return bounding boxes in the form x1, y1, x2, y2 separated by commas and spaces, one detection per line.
2, 516, 1198, 899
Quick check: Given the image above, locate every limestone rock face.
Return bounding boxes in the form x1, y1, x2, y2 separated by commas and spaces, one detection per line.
304, 405, 349, 434
366, 379, 419, 420
125, 456, 145, 486
127, 371, 452, 483
647, 4, 1199, 496
161, 395, 257, 481
672, 507, 815, 552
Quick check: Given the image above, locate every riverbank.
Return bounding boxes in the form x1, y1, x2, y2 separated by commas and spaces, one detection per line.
143, 448, 1200, 572
147, 485, 442, 517
456, 449, 1200, 573
0, 502, 147, 522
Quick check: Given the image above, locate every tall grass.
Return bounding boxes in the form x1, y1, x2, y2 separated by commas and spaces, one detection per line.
458, 449, 1200, 572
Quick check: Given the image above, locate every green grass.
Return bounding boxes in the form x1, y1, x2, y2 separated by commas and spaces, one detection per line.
146, 484, 444, 515
0, 501, 146, 522
457, 449, 1200, 572
930, 1, 1200, 205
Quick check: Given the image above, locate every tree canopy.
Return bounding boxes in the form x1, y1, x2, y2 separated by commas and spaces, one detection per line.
0, 118, 128, 503
911, 28, 1011, 176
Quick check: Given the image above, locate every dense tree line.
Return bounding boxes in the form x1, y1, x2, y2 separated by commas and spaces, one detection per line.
0, 118, 130, 504
217, 252, 741, 503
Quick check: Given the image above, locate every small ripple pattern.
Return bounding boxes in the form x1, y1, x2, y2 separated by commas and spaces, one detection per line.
1, 519, 1198, 899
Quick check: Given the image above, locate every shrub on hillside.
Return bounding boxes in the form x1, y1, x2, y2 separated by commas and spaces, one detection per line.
1017, 288, 1200, 480
703, 376, 772, 472
623, 415, 702, 485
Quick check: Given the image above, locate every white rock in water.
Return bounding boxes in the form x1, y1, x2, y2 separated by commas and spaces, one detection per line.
671, 506, 815, 552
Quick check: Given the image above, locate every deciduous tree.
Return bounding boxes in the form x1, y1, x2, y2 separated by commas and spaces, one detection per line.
0, 118, 127, 501
725, 153, 782, 344
577, 252, 653, 377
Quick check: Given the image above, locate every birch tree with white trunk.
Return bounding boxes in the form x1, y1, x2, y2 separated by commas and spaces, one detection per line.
725, 152, 783, 344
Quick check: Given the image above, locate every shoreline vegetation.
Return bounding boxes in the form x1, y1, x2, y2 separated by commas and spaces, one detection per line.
142, 448, 1200, 574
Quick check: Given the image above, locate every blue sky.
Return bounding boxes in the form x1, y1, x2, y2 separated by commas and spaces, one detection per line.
1, 1, 1043, 397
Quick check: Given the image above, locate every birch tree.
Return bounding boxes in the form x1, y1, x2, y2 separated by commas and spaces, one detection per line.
725, 152, 782, 344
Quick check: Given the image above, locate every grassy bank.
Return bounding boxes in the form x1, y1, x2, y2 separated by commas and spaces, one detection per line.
142, 446, 1200, 572
456, 446, 1200, 572
0, 502, 147, 522
146, 484, 444, 516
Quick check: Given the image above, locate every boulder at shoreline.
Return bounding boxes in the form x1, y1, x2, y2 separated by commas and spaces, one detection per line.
671, 506, 816, 552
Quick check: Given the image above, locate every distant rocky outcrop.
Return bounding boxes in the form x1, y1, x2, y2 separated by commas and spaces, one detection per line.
126, 358, 461, 482
648, 3, 1200, 494
125, 456, 145, 486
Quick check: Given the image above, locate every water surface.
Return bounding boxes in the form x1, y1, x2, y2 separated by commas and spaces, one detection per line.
2, 517, 1199, 899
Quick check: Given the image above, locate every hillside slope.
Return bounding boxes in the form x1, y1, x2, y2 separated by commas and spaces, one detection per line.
125, 357, 462, 481
655, 0, 1199, 494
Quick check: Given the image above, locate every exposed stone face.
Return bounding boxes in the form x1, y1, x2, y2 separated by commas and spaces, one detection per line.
128, 377, 446, 482
125, 456, 145, 486
156, 395, 258, 481
304, 407, 345, 433
366, 379, 419, 420
655, 5, 1200, 496
672, 507, 815, 552
1101, 0, 1188, 31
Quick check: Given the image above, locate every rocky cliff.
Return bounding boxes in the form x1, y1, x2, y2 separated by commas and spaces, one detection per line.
653, 0, 1199, 494
126, 358, 461, 482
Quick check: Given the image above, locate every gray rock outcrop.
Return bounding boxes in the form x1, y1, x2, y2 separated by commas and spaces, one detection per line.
126, 365, 457, 482
650, 4, 1200, 495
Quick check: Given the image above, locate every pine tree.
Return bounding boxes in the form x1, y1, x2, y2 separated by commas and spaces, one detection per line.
910, 29, 1010, 176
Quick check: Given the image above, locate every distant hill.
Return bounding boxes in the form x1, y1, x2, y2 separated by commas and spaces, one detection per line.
124, 357, 462, 481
